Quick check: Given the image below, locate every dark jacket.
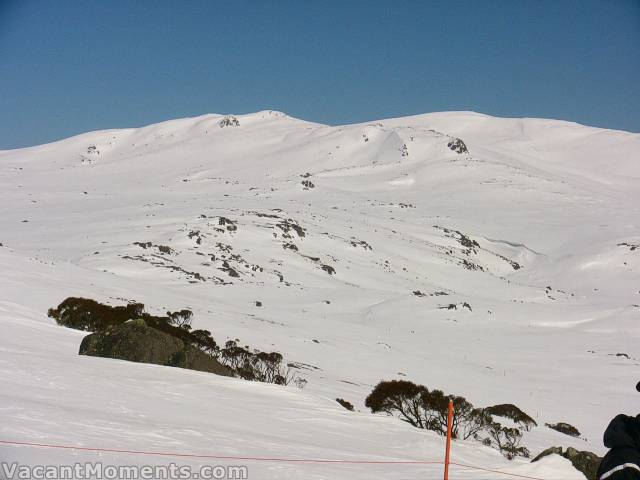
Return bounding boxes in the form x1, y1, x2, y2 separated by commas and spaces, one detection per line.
597, 414, 640, 479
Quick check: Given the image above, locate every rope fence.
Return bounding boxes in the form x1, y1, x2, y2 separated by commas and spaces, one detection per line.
0, 439, 440, 465
0, 397, 566, 480
450, 462, 549, 480
0, 438, 557, 480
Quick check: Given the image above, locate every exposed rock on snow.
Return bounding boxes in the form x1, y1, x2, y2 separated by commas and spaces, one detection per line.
219, 115, 240, 127
79, 318, 233, 376
532, 446, 601, 480
447, 137, 468, 153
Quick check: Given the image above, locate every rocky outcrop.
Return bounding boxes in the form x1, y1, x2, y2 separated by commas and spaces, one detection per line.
532, 446, 601, 480
79, 319, 233, 377
219, 116, 240, 128
447, 138, 468, 154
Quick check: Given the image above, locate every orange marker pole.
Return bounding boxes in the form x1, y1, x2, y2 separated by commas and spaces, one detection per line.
443, 399, 454, 480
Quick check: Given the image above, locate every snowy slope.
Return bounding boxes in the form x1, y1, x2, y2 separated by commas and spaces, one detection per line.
1, 110, 639, 478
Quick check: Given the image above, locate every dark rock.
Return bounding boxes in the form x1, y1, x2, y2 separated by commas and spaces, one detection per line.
532, 446, 601, 480
447, 138, 468, 154
220, 261, 239, 277
461, 259, 484, 271
282, 243, 298, 252
276, 220, 306, 238
618, 242, 639, 251
336, 398, 354, 411
79, 319, 232, 377
350, 239, 372, 250
321, 264, 335, 275
219, 116, 239, 128
457, 231, 479, 250
564, 447, 601, 480
157, 245, 173, 254
532, 446, 563, 462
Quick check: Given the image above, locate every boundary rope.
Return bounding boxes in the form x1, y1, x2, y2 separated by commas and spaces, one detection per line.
1, 439, 556, 479
451, 461, 550, 480
0, 440, 441, 465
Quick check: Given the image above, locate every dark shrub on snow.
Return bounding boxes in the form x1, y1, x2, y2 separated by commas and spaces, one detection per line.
365, 380, 491, 440
546, 422, 581, 437
485, 403, 537, 431
49, 297, 302, 387
365, 379, 529, 459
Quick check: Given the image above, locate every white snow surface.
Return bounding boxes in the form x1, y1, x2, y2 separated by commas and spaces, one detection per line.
1, 110, 639, 479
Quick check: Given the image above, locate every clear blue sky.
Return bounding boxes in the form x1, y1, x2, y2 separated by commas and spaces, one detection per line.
1, 0, 638, 149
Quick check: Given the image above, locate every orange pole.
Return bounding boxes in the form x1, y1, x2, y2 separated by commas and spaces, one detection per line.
443, 399, 454, 480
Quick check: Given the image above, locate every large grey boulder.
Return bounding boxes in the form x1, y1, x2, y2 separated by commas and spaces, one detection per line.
79, 319, 232, 377
532, 446, 601, 480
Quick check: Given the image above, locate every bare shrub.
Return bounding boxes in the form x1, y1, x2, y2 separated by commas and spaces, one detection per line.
485, 423, 530, 460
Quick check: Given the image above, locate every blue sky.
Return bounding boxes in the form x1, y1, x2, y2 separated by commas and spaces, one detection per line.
1, 0, 638, 149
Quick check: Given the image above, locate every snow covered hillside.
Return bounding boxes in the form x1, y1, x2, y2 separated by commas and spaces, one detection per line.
1, 110, 639, 479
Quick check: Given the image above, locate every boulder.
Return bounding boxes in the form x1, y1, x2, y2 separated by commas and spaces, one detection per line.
532, 446, 601, 480
564, 447, 601, 480
447, 138, 468, 154
79, 319, 232, 377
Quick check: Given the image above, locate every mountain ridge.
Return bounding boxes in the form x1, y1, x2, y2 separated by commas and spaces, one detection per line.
4, 110, 639, 154
1, 108, 638, 479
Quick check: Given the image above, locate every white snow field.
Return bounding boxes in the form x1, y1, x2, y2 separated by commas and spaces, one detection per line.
1, 110, 639, 479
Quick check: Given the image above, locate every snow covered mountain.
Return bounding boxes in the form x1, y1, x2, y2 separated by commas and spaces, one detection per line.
1, 110, 639, 479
